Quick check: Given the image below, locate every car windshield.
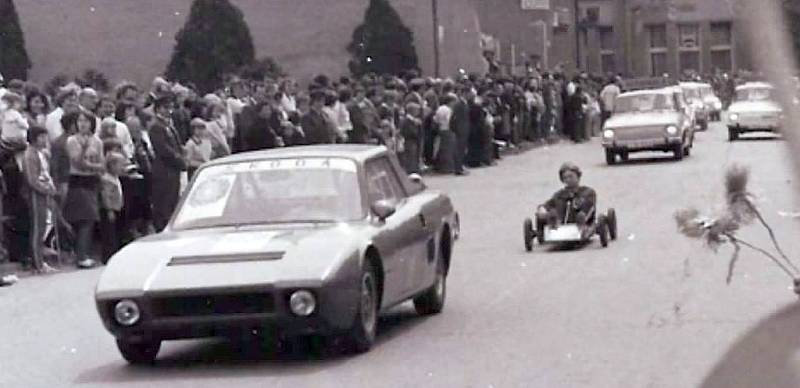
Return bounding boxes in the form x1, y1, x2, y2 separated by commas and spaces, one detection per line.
683, 87, 701, 100
614, 93, 675, 113
172, 157, 364, 230
700, 86, 714, 98
735, 87, 774, 102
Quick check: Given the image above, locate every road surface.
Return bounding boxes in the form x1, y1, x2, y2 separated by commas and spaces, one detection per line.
2, 121, 800, 388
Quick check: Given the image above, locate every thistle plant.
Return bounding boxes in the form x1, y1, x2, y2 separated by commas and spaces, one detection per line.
674, 164, 799, 287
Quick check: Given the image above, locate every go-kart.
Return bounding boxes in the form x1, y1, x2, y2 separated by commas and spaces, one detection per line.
523, 205, 617, 251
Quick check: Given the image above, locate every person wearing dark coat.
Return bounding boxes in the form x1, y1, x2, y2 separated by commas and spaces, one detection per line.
301, 91, 334, 145
466, 94, 493, 167
399, 103, 423, 174
233, 102, 280, 153
536, 163, 597, 239
148, 96, 186, 232
450, 88, 472, 175
565, 86, 588, 142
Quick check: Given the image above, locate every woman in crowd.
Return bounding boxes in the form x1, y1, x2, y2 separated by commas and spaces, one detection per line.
202, 96, 232, 159
25, 90, 51, 127
63, 110, 105, 268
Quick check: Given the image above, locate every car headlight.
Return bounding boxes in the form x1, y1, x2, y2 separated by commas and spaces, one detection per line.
665, 125, 678, 135
713, 101, 722, 110
289, 290, 316, 316
114, 299, 141, 326
729, 113, 739, 121
603, 129, 615, 139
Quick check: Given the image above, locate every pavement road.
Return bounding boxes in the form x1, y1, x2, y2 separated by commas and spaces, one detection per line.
3, 121, 800, 388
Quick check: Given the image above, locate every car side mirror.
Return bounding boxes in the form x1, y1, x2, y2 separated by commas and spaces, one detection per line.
408, 173, 426, 189
371, 199, 397, 221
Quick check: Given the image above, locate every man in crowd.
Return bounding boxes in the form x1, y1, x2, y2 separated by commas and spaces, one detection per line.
148, 95, 186, 231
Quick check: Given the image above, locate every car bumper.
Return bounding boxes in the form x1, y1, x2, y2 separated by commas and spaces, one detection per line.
97, 285, 360, 341
729, 122, 780, 132
603, 137, 683, 152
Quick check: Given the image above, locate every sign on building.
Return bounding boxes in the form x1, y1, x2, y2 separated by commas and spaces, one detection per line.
521, 0, 550, 10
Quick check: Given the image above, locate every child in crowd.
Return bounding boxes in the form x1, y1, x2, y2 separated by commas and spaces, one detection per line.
183, 118, 212, 180
22, 126, 58, 273
1, 92, 29, 143
99, 152, 127, 264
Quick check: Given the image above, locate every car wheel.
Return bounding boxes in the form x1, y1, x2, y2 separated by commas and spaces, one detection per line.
607, 209, 617, 241
116, 339, 161, 364
620, 152, 629, 162
673, 144, 684, 161
605, 149, 616, 165
344, 260, 379, 353
414, 254, 446, 315
728, 128, 739, 141
597, 217, 609, 248
523, 218, 533, 252
535, 217, 546, 245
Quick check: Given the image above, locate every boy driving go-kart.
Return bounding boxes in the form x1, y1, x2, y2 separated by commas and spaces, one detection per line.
523, 162, 617, 251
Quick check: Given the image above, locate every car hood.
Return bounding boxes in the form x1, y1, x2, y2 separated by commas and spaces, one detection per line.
95, 224, 367, 298
604, 111, 681, 129
728, 101, 782, 114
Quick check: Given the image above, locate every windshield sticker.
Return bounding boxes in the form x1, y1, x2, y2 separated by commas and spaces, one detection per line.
230, 157, 357, 173
180, 174, 236, 222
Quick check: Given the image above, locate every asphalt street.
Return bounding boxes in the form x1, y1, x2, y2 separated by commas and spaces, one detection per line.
3, 121, 800, 388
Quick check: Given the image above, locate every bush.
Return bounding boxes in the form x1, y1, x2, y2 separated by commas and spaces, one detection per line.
347, 0, 419, 76
165, 0, 256, 93
0, 0, 32, 80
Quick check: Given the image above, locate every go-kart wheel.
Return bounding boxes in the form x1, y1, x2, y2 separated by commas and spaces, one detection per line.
607, 208, 617, 240
605, 149, 616, 165
535, 218, 546, 245
597, 216, 609, 248
523, 218, 534, 252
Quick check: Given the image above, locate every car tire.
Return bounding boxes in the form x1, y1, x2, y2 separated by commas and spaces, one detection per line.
535, 217, 546, 245
607, 209, 617, 241
523, 218, 534, 252
116, 339, 161, 364
605, 149, 616, 165
728, 128, 739, 141
620, 152, 629, 162
414, 254, 446, 316
597, 217, 609, 248
344, 260, 379, 353
673, 144, 684, 161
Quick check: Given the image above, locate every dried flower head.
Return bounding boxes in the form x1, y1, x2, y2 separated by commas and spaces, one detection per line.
675, 208, 705, 238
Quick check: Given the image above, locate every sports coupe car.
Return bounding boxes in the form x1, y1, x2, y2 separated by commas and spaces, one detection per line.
95, 145, 460, 363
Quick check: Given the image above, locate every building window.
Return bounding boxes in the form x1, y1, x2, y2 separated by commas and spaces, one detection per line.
651, 52, 668, 77
710, 22, 732, 46
599, 26, 614, 50
710, 21, 734, 72
648, 24, 667, 48
678, 24, 699, 48
601, 54, 616, 74
678, 23, 701, 74
711, 50, 732, 72
647, 24, 667, 76
679, 51, 701, 74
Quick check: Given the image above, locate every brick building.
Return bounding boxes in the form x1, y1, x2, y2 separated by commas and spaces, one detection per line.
474, 0, 752, 78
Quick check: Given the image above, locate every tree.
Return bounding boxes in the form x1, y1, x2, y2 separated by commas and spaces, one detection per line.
237, 56, 285, 81
0, 0, 32, 80
166, 0, 255, 93
347, 0, 419, 76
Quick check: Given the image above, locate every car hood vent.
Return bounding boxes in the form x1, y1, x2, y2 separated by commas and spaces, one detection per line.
168, 251, 285, 266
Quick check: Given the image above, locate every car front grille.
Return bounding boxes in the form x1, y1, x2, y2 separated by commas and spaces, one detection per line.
150, 292, 275, 318
613, 126, 665, 141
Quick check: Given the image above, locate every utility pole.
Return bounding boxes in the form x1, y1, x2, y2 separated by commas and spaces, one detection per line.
574, 0, 581, 71
432, 0, 441, 77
